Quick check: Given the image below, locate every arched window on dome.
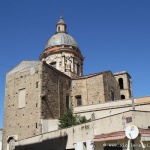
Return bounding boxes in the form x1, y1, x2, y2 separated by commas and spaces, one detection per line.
50, 62, 56, 68
118, 78, 124, 89
58, 26, 60, 32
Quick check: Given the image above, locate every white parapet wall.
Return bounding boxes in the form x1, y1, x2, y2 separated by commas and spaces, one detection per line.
41, 119, 59, 133
15, 110, 150, 150
73, 96, 150, 120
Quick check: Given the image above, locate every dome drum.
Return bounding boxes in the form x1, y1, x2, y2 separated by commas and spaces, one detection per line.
40, 47, 84, 62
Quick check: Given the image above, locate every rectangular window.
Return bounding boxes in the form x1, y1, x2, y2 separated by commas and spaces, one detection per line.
18, 89, 26, 108
50, 62, 56, 68
126, 117, 132, 123
66, 95, 69, 109
111, 92, 114, 101
77, 64, 80, 76
76, 95, 82, 106
36, 82, 38, 88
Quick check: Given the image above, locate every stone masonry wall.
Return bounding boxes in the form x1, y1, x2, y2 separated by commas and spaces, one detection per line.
103, 71, 121, 101
114, 72, 132, 99
2, 61, 43, 150
71, 73, 105, 107
71, 71, 121, 107
41, 63, 71, 119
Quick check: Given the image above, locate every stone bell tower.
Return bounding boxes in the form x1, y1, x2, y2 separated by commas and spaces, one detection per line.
40, 17, 84, 77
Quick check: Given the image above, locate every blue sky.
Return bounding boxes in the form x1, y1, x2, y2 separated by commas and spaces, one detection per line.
0, 0, 150, 128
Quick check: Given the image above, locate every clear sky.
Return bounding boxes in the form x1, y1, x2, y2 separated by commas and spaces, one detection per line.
0, 0, 150, 128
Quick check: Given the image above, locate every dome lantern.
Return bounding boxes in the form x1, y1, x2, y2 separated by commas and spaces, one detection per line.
56, 16, 67, 33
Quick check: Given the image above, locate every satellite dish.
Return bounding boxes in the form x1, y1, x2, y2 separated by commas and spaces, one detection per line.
125, 125, 139, 139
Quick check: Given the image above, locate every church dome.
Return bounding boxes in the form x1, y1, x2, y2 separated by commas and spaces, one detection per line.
44, 17, 79, 51
45, 33, 79, 49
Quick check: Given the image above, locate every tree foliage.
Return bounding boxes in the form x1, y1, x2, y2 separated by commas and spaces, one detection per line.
58, 109, 90, 129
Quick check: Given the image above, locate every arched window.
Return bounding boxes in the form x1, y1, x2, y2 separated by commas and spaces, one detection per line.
50, 62, 56, 68
8, 137, 15, 150
121, 95, 125, 99
58, 26, 60, 32
66, 95, 69, 110
77, 64, 80, 76
118, 78, 124, 89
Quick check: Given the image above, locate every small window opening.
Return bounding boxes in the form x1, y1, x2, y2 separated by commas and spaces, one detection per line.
66, 95, 69, 109
18, 88, 26, 108
129, 90, 131, 98
121, 95, 125, 99
118, 78, 124, 89
77, 64, 80, 76
111, 92, 114, 101
50, 62, 56, 68
76, 95, 82, 106
35, 123, 38, 128
36, 82, 38, 88
58, 26, 60, 32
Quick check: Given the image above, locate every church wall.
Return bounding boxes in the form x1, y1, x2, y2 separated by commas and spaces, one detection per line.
103, 71, 121, 101
71, 74, 105, 107
115, 73, 130, 89
41, 63, 71, 119
2, 62, 43, 150
114, 72, 132, 99
86, 75, 105, 104
71, 79, 87, 107
71, 71, 120, 107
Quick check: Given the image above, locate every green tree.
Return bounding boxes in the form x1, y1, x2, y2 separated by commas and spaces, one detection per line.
58, 109, 90, 129
77, 116, 91, 124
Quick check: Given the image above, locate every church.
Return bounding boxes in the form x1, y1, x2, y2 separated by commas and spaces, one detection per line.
2, 17, 150, 150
